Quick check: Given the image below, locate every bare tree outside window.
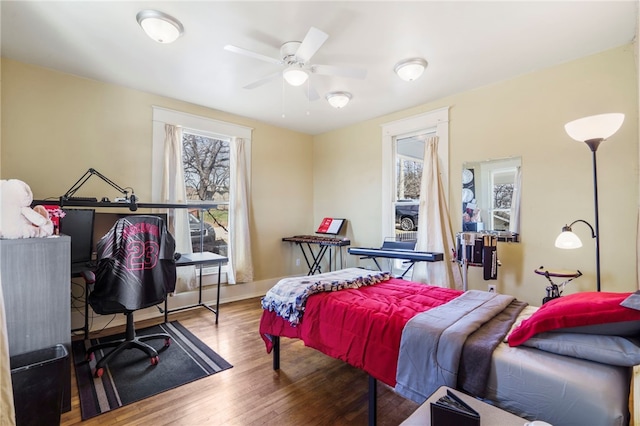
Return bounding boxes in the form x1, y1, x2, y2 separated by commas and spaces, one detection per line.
182, 132, 230, 256
396, 158, 423, 200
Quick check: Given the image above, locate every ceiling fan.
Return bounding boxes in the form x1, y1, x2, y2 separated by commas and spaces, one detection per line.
224, 27, 367, 100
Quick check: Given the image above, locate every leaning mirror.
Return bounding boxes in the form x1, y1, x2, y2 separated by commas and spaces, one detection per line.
462, 157, 521, 242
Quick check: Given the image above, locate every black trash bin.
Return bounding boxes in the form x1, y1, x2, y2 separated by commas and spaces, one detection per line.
10, 344, 68, 426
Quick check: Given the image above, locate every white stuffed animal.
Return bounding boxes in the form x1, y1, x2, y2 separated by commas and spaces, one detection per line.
0, 179, 54, 239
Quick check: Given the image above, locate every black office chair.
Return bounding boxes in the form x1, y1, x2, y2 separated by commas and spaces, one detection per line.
85, 215, 177, 378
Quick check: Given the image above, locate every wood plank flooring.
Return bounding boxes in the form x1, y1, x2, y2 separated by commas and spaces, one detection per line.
60, 297, 419, 426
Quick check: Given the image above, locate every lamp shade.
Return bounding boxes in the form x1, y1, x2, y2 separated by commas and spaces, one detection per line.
394, 58, 428, 81
326, 92, 352, 108
564, 113, 625, 142
136, 10, 184, 43
283, 67, 309, 86
555, 230, 583, 249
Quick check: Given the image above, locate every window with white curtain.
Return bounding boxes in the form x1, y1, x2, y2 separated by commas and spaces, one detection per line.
381, 108, 450, 240
151, 107, 252, 279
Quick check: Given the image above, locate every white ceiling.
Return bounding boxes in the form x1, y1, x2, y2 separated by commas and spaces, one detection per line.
1, 1, 637, 135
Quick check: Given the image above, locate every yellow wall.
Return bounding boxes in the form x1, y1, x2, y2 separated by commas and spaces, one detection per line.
0, 58, 314, 282
2, 44, 638, 305
315, 44, 638, 305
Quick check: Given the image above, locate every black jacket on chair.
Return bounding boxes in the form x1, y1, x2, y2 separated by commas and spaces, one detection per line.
89, 215, 177, 315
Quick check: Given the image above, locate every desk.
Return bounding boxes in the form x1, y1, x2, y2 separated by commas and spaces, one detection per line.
74, 252, 227, 338
400, 386, 527, 425
165, 252, 228, 324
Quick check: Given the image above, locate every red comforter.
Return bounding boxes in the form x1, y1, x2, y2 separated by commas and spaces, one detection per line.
259, 277, 461, 387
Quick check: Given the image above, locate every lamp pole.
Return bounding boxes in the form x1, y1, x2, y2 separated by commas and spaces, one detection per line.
564, 113, 624, 292
585, 139, 602, 292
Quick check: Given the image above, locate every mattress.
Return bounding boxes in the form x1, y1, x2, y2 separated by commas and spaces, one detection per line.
485, 307, 631, 426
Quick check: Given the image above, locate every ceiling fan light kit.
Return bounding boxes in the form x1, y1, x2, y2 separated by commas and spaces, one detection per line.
394, 57, 428, 81
326, 92, 352, 109
283, 66, 309, 86
136, 10, 184, 44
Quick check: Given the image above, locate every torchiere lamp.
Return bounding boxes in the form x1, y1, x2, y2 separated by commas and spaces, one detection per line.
557, 113, 625, 292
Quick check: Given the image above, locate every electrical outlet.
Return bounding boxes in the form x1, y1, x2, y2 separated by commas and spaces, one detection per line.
295, 258, 300, 266
488, 284, 497, 293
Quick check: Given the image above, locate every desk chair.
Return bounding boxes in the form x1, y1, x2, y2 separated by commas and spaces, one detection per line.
85, 215, 177, 378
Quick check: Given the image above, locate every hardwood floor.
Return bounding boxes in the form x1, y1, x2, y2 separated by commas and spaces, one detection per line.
60, 297, 419, 426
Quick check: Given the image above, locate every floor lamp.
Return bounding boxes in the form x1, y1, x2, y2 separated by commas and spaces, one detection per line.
555, 113, 625, 292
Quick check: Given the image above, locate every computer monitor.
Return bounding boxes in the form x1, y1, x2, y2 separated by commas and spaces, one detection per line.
59, 209, 96, 265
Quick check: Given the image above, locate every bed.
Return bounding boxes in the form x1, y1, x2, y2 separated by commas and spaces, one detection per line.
259, 269, 638, 426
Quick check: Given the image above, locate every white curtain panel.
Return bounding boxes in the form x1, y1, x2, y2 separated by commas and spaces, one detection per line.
0, 276, 16, 426
411, 136, 463, 289
509, 166, 522, 234
162, 124, 196, 293
228, 137, 253, 284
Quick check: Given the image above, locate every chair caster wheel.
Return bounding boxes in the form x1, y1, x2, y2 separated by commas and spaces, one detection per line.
86, 352, 94, 362
164, 338, 171, 348
94, 367, 104, 378
151, 356, 159, 366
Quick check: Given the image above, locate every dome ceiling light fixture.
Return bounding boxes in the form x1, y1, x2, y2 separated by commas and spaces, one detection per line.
282, 65, 309, 86
394, 57, 428, 81
325, 91, 352, 109
136, 10, 184, 44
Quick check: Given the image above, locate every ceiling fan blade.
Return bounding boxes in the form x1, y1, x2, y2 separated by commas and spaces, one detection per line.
224, 44, 283, 65
303, 82, 321, 101
295, 27, 329, 63
312, 64, 367, 80
243, 71, 282, 89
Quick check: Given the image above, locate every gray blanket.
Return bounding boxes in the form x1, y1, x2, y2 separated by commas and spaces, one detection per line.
458, 298, 528, 397
394, 290, 517, 404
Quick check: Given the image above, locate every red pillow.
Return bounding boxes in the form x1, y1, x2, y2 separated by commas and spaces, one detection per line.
508, 292, 640, 346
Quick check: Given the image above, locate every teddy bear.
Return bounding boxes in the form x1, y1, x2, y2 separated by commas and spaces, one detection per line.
0, 179, 54, 239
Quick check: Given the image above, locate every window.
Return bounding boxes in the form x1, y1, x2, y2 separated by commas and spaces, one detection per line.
394, 134, 428, 239
182, 131, 230, 257
381, 108, 449, 241
151, 107, 252, 280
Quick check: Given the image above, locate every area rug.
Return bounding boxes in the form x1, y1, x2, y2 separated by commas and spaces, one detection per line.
72, 320, 232, 420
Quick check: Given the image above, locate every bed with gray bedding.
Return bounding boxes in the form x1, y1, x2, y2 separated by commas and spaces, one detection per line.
261, 273, 639, 425
486, 332, 631, 426
395, 291, 637, 426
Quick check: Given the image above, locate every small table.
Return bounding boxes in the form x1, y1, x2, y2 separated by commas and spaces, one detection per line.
400, 386, 527, 426
165, 252, 228, 324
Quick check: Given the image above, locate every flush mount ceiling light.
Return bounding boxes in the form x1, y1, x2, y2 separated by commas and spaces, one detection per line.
282, 66, 309, 86
394, 57, 428, 81
326, 91, 352, 109
136, 10, 184, 44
